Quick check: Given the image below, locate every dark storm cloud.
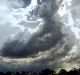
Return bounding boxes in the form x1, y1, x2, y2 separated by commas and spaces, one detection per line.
0, 0, 75, 58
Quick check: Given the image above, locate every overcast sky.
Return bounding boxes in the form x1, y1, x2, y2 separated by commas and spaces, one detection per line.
0, 0, 80, 72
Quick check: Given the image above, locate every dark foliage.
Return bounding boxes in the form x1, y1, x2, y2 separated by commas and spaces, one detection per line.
0, 68, 80, 75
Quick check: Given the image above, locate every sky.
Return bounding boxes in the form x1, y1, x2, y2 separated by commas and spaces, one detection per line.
0, 0, 80, 72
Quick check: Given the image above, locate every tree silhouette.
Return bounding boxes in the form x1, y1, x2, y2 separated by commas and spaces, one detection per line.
40, 69, 56, 75
58, 69, 67, 75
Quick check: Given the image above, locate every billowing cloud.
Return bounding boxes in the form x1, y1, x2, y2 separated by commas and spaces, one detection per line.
0, 0, 80, 72
0, 0, 42, 46
1, 0, 65, 58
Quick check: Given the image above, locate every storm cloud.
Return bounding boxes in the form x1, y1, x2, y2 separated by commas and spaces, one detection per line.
0, 0, 79, 72
0, 0, 67, 58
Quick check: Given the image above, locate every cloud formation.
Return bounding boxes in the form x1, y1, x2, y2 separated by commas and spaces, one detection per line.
0, 0, 80, 72
1, 0, 65, 58
0, 0, 75, 60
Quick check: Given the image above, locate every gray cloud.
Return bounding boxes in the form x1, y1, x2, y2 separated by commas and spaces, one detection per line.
0, 0, 66, 58
23, 0, 31, 8
0, 0, 78, 71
